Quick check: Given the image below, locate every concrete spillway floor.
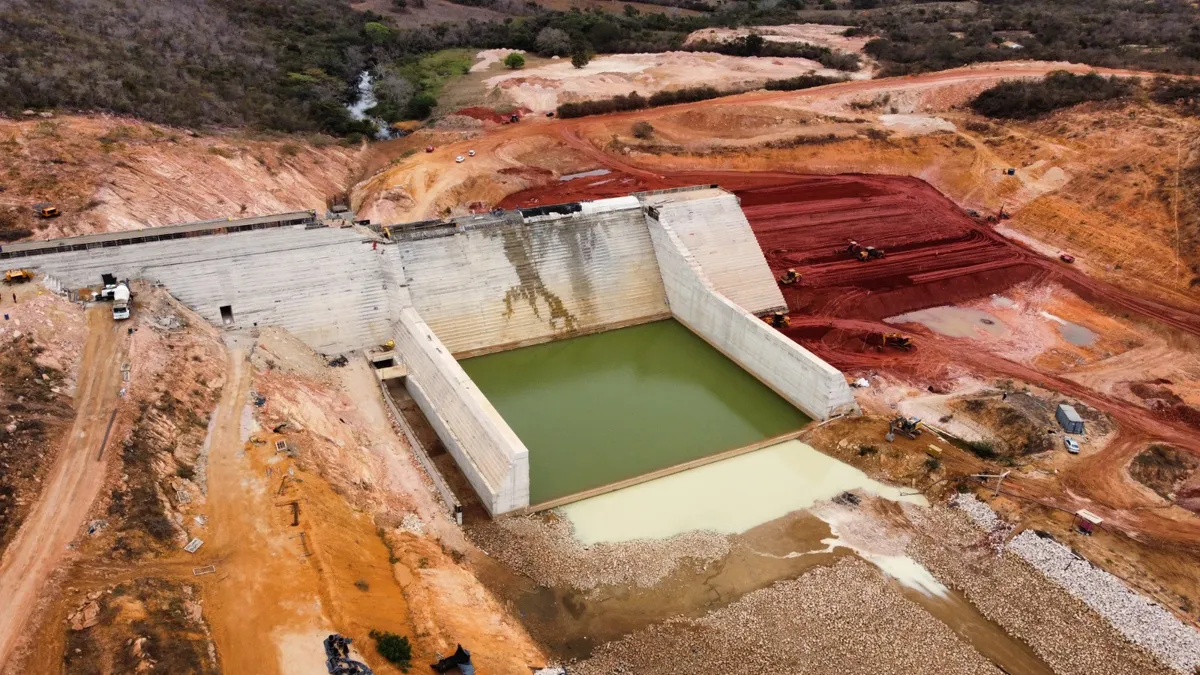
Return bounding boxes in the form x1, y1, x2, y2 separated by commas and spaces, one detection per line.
460, 320, 811, 505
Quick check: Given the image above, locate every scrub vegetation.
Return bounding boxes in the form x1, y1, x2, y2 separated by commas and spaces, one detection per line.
971, 71, 1134, 120
4, 0, 1200, 136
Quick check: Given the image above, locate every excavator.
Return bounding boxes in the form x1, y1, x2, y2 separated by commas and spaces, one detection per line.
778, 268, 801, 285
4, 269, 33, 284
889, 415, 923, 440
764, 311, 790, 329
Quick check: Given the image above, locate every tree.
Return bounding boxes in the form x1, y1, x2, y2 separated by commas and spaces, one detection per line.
364, 22, 392, 45
503, 52, 525, 69
587, 21, 622, 53
405, 92, 438, 119
623, 4, 639, 17
744, 33, 765, 56
535, 27, 572, 56
370, 631, 412, 670
632, 121, 654, 138
571, 42, 593, 69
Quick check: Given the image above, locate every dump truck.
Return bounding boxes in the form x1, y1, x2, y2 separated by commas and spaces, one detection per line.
33, 202, 60, 218
4, 269, 33, 284
111, 282, 131, 320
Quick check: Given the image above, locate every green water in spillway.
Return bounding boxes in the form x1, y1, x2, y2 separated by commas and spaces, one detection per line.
459, 319, 812, 504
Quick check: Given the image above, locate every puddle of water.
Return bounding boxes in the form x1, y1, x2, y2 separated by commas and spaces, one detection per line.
559, 168, 611, 182
886, 306, 1008, 339
560, 440, 925, 545
989, 294, 1016, 309
1058, 321, 1097, 346
1039, 311, 1097, 346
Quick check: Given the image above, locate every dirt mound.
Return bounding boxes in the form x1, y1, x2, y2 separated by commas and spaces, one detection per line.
0, 116, 359, 240
454, 106, 530, 124
1129, 444, 1199, 505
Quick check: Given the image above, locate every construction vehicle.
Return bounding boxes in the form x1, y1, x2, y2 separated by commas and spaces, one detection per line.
764, 311, 790, 329
425, 146, 434, 153
889, 415, 922, 440
779, 268, 801, 285
1059, 253, 1075, 264
846, 240, 885, 261
857, 246, 885, 262
869, 332, 913, 350
111, 282, 131, 320
3, 269, 33, 284
381, 225, 393, 240
33, 202, 60, 218
510, 113, 520, 123
381, 339, 395, 351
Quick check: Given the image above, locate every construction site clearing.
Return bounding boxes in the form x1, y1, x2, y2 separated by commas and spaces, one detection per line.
2, 129, 1200, 674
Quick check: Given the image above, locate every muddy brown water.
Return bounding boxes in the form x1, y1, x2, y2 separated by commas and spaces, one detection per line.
472, 511, 842, 660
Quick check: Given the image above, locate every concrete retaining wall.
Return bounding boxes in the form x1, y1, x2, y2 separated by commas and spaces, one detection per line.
397, 207, 669, 356
392, 308, 530, 515
642, 189, 785, 315
25, 225, 402, 354
645, 205, 856, 421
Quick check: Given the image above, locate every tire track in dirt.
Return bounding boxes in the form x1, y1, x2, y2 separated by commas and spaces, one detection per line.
0, 307, 127, 670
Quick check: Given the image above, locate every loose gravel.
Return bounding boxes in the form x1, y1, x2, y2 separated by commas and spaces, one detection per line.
936, 494, 1195, 674
571, 557, 1001, 675
468, 513, 729, 590
1008, 530, 1200, 674
910, 505, 1172, 675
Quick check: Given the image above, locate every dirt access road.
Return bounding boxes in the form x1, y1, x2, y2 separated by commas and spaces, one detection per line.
0, 307, 127, 669
361, 60, 1146, 224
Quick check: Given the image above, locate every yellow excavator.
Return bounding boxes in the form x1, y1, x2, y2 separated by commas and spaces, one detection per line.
4, 269, 33, 284
779, 268, 801, 285
764, 311, 790, 329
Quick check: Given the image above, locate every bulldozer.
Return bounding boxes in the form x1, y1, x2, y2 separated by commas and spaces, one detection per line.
764, 311, 790, 329
881, 333, 913, 350
778, 268, 801, 285
380, 339, 395, 351
856, 246, 885, 262
4, 269, 33, 284
33, 202, 60, 218
888, 415, 922, 440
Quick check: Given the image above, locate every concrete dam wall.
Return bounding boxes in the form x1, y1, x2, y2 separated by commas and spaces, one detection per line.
22, 224, 404, 354
397, 202, 669, 357
15, 188, 857, 516
646, 192, 857, 421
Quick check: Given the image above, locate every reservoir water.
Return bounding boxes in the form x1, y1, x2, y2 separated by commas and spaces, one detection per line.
460, 320, 811, 505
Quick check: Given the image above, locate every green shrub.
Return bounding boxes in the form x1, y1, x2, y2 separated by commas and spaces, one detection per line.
970, 71, 1134, 120
370, 630, 412, 671
503, 52, 525, 69
965, 440, 998, 460
632, 121, 654, 139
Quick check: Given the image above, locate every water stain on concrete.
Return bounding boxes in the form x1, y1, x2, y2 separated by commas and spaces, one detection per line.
499, 225, 579, 332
